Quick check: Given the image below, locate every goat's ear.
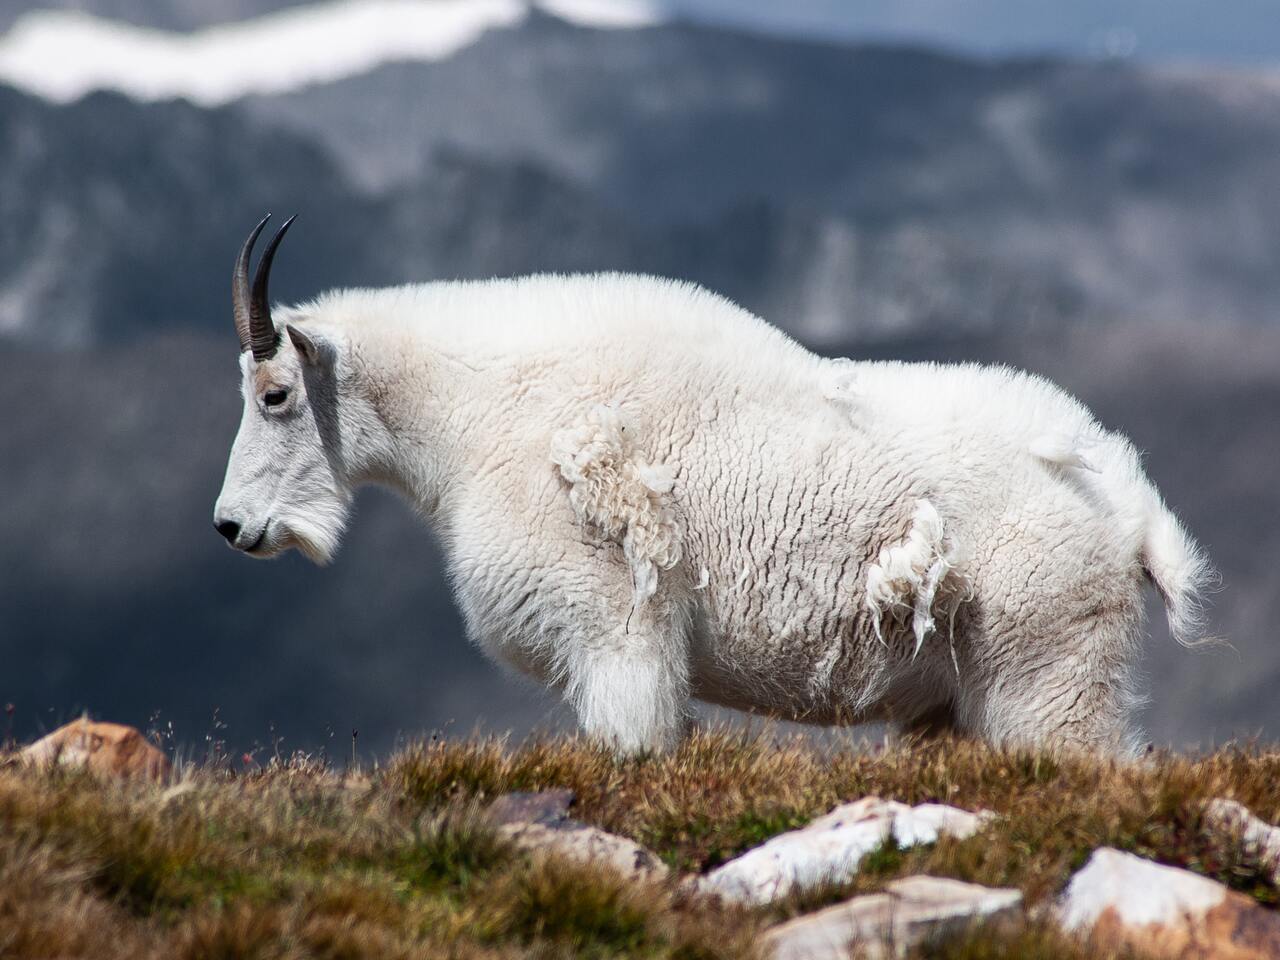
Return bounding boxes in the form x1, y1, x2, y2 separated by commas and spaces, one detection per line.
286, 324, 329, 366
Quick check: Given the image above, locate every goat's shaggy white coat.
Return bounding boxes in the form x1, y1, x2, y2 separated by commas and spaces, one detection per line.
214, 273, 1213, 754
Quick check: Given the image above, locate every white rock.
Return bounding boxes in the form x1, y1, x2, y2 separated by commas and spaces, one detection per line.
1058, 848, 1227, 932
499, 820, 668, 882
766, 875, 1022, 960
700, 797, 992, 905
1057, 847, 1280, 959
1205, 798, 1280, 881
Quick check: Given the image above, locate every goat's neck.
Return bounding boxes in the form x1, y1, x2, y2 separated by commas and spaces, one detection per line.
348, 329, 475, 522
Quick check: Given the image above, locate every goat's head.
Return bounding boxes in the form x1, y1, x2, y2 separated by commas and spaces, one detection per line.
213, 215, 351, 564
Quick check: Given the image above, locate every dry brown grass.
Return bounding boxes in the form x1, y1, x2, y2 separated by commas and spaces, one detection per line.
2, 730, 1280, 958
390, 730, 1280, 903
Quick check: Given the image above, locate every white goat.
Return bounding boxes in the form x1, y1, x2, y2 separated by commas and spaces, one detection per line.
214, 217, 1213, 755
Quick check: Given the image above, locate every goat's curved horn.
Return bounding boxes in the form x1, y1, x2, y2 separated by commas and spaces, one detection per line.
249, 214, 296, 362
233, 214, 270, 354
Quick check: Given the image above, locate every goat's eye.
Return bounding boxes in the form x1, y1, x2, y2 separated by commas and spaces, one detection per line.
263, 389, 288, 408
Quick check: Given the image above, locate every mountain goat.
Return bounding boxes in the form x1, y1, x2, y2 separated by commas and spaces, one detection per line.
213, 216, 1213, 755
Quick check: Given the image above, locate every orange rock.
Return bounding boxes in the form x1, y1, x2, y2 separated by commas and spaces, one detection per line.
1059, 848, 1280, 959
20, 719, 169, 780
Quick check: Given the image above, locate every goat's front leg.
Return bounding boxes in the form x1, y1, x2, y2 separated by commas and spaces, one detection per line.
563, 594, 691, 755
547, 401, 691, 753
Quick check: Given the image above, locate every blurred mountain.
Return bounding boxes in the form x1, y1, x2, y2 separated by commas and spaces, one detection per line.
0, 82, 653, 345
0, 6, 1277, 752
3, 14, 1280, 351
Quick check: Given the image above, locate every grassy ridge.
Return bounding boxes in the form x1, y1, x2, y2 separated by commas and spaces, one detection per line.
3, 731, 1279, 958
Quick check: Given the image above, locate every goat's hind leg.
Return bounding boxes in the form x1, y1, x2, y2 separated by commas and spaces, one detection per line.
958, 603, 1146, 756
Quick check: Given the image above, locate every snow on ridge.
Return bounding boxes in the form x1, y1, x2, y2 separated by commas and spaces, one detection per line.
0, 0, 662, 106
538, 0, 658, 29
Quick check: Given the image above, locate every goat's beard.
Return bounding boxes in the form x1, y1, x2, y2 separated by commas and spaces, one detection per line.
273, 494, 351, 566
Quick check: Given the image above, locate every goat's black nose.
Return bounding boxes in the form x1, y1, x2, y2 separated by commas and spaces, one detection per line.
215, 520, 241, 544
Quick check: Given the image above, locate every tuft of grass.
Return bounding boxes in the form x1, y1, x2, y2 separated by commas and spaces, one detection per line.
475, 855, 758, 960
5, 730, 1280, 958
904, 915, 1148, 960
391, 808, 510, 895
483, 857, 658, 955
858, 833, 908, 878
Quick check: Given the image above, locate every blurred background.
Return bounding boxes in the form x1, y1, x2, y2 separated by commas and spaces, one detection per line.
0, 0, 1276, 757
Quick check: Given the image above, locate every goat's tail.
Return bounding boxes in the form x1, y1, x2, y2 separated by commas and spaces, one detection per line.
1139, 486, 1217, 647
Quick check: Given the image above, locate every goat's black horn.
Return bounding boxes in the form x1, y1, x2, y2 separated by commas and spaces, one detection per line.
249, 214, 296, 362
233, 214, 270, 354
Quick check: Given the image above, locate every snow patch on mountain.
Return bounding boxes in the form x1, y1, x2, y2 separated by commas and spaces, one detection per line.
0, 0, 661, 105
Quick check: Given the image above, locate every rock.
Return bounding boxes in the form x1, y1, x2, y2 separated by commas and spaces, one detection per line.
486, 789, 575, 827
700, 796, 992, 904
499, 820, 668, 882
20, 719, 169, 780
485, 789, 665, 881
1204, 798, 1280, 882
1058, 847, 1280, 959
765, 875, 1022, 960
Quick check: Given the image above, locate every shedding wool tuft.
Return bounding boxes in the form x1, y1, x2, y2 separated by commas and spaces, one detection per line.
1029, 433, 1099, 473
864, 499, 969, 658
551, 404, 682, 606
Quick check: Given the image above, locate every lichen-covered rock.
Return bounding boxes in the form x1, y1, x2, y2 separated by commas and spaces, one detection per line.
766, 875, 1022, 960
1058, 847, 1280, 959
499, 820, 668, 882
1204, 798, 1280, 883
20, 719, 169, 780
700, 796, 992, 904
